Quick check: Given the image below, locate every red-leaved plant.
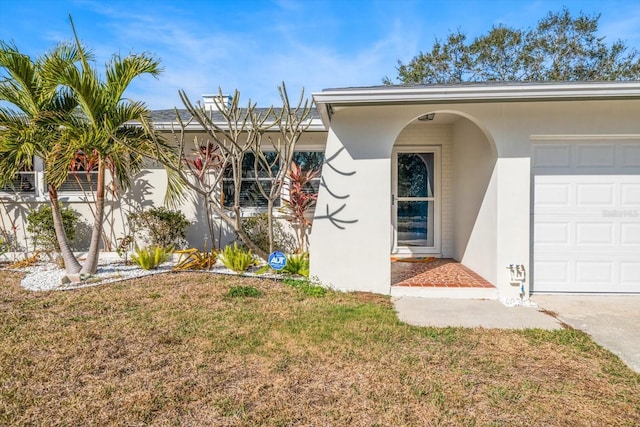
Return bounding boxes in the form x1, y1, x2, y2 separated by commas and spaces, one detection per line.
281, 162, 319, 253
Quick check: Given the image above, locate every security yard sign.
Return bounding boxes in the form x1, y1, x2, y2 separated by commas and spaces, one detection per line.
268, 251, 287, 271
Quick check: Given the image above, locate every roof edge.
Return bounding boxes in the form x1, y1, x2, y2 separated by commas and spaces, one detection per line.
312, 81, 640, 105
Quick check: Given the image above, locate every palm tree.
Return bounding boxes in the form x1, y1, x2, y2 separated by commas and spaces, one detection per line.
0, 40, 84, 273
50, 19, 168, 274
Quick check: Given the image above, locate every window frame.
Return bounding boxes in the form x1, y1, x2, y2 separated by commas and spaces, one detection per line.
220, 148, 324, 212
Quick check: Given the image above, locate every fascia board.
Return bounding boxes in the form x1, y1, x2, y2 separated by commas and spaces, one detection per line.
312, 82, 640, 106
151, 118, 326, 132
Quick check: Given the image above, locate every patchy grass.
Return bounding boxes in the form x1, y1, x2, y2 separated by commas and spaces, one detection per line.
0, 270, 638, 426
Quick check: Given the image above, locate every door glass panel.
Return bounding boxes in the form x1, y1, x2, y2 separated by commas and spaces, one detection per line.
397, 201, 434, 247
397, 153, 434, 198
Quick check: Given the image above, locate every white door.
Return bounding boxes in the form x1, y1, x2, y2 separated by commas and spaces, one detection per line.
392, 147, 440, 254
532, 141, 640, 293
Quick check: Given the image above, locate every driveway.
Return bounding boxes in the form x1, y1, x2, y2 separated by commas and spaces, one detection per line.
532, 295, 640, 373
393, 295, 640, 373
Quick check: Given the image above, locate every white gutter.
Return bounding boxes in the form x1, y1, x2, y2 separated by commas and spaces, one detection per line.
312, 81, 640, 125
313, 82, 640, 104
150, 117, 327, 132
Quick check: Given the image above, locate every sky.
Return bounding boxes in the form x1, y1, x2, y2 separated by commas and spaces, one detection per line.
1, 0, 640, 110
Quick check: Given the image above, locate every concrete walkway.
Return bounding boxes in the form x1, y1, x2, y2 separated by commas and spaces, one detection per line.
392, 296, 640, 373
392, 297, 562, 330
533, 295, 640, 373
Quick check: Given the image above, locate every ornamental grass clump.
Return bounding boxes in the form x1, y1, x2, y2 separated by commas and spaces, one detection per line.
282, 252, 310, 277
130, 245, 173, 270
218, 242, 256, 272
172, 248, 218, 271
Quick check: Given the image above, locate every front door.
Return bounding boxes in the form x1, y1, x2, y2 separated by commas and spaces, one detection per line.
392, 148, 440, 254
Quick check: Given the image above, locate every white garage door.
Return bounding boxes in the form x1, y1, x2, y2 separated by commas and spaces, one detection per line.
532, 141, 640, 293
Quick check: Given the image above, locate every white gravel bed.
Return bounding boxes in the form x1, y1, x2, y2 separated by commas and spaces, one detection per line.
11, 258, 282, 292
17, 262, 174, 291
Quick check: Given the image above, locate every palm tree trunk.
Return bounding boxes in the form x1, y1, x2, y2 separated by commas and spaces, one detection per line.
48, 186, 82, 274
80, 158, 105, 275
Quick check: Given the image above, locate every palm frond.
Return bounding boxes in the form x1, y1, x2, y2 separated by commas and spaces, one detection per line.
105, 53, 162, 101
0, 41, 38, 115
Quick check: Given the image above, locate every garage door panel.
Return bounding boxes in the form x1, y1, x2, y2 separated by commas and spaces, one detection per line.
534, 257, 613, 292
576, 183, 615, 206
533, 142, 640, 293
576, 261, 614, 284
621, 144, 640, 167
620, 262, 640, 290
621, 223, 640, 245
532, 144, 570, 168
534, 260, 570, 287
621, 183, 640, 206
576, 144, 615, 168
534, 221, 570, 245
534, 182, 571, 207
576, 222, 614, 245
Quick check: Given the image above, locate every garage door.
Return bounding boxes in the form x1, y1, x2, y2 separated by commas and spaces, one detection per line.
532, 141, 640, 293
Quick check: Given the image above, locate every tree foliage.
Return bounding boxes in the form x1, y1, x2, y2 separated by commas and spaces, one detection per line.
50, 16, 181, 275
1, 16, 179, 275
0, 39, 85, 273
142, 83, 312, 261
385, 8, 640, 84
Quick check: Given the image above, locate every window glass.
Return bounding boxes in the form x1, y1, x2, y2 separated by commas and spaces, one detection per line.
292, 151, 324, 195
397, 153, 434, 198
59, 150, 99, 192
223, 152, 279, 207
222, 150, 324, 208
0, 173, 36, 193
0, 163, 35, 193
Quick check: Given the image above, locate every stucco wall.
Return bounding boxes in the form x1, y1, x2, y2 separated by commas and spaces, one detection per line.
309, 106, 411, 293
452, 118, 498, 285
0, 130, 326, 255
309, 97, 640, 298
0, 167, 170, 253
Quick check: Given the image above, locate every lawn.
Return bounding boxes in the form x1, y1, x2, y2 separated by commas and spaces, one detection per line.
1, 270, 638, 426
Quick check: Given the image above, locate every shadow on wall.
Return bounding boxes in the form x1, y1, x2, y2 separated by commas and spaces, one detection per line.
72, 219, 92, 251
122, 171, 156, 211
314, 146, 359, 230
110, 171, 161, 250
0, 198, 32, 252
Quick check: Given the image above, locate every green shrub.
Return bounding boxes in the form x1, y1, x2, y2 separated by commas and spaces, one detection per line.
130, 245, 173, 270
241, 212, 295, 254
0, 236, 7, 256
227, 286, 262, 298
282, 277, 326, 297
218, 242, 256, 272
128, 207, 190, 248
282, 253, 309, 277
26, 205, 78, 252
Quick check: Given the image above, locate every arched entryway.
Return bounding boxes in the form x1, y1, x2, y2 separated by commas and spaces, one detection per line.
390, 111, 498, 294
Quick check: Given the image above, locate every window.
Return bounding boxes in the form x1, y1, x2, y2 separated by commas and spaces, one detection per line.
222, 152, 279, 208
0, 170, 36, 194
222, 151, 324, 209
292, 151, 323, 195
0, 159, 36, 194
58, 150, 99, 193
59, 171, 99, 192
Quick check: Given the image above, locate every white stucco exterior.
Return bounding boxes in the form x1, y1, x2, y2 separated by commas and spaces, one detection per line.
3, 82, 640, 299
310, 82, 640, 299
0, 125, 327, 255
